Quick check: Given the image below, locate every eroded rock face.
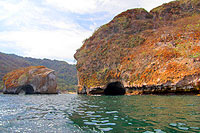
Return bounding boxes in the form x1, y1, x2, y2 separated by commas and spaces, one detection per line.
104, 81, 125, 95
75, 0, 200, 95
3, 66, 57, 94
126, 74, 200, 95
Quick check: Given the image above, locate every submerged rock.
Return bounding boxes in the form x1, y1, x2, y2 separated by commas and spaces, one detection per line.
3, 66, 57, 94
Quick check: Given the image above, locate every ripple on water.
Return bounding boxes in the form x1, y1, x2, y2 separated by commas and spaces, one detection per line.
169, 122, 194, 131
105, 111, 118, 114
86, 115, 101, 118
143, 131, 154, 133
178, 127, 189, 130
190, 127, 199, 129
98, 127, 113, 131
98, 123, 116, 126
85, 111, 95, 114
154, 129, 166, 133
169, 123, 177, 127
84, 121, 116, 126
0, 94, 200, 133
101, 120, 109, 123
100, 117, 109, 120
84, 122, 97, 125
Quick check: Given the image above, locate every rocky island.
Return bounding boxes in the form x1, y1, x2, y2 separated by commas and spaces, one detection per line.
3, 66, 57, 94
74, 0, 200, 95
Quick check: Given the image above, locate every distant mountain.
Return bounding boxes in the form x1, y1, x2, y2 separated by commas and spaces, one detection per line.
0, 52, 77, 91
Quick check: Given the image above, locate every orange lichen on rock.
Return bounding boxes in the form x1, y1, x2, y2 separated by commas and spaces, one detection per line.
126, 90, 142, 95
3, 66, 46, 88
75, 0, 200, 95
3, 66, 57, 94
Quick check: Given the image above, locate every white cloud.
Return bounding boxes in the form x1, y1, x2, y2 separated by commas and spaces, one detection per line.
0, 0, 173, 64
44, 0, 172, 16
0, 0, 92, 63
0, 0, 47, 30
0, 28, 92, 63
45, 0, 98, 14
45, 0, 140, 15
0, 1, 23, 21
139, 0, 172, 11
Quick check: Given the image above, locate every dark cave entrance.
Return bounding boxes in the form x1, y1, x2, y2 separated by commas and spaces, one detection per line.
104, 81, 126, 95
18, 84, 34, 94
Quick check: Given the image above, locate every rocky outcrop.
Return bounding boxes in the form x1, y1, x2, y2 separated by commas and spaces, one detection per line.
3, 66, 57, 94
0, 52, 77, 92
126, 74, 200, 95
75, 0, 200, 95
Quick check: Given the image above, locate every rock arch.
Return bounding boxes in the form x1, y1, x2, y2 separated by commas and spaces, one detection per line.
17, 84, 34, 94
104, 81, 126, 95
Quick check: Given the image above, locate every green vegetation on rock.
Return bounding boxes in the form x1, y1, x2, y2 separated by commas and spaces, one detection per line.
0, 52, 77, 92
75, 0, 200, 95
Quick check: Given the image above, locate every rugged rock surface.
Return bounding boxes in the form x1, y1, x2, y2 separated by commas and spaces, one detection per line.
0, 52, 77, 91
3, 66, 57, 94
75, 0, 200, 95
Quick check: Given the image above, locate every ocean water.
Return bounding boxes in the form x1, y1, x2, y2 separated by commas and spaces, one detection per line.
0, 94, 199, 133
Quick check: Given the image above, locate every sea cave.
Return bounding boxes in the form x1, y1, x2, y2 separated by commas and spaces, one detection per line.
17, 84, 34, 94
104, 81, 126, 95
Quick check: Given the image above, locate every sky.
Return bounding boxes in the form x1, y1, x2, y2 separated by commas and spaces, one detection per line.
0, 0, 172, 64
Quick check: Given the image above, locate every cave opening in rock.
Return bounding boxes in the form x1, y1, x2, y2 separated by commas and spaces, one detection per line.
18, 84, 34, 94
104, 81, 125, 95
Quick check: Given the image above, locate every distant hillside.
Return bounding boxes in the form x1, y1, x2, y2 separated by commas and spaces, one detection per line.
0, 52, 77, 91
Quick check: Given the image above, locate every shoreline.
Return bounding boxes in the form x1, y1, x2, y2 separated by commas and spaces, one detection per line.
0, 92, 199, 96
125, 87, 200, 96
125, 93, 200, 96
58, 90, 77, 94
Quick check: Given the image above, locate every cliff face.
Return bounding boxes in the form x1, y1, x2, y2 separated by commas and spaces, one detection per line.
3, 66, 57, 94
74, 0, 200, 95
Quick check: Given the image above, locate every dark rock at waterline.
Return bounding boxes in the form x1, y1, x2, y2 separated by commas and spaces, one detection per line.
82, 81, 126, 95
79, 74, 200, 95
3, 66, 58, 94
89, 87, 104, 95
126, 74, 200, 95
104, 82, 125, 95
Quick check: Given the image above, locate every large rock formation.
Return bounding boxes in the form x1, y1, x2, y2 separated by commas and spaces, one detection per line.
3, 66, 57, 94
75, 0, 200, 95
0, 52, 78, 92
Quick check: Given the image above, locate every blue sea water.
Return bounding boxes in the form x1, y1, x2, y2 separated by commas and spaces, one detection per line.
0, 94, 199, 132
